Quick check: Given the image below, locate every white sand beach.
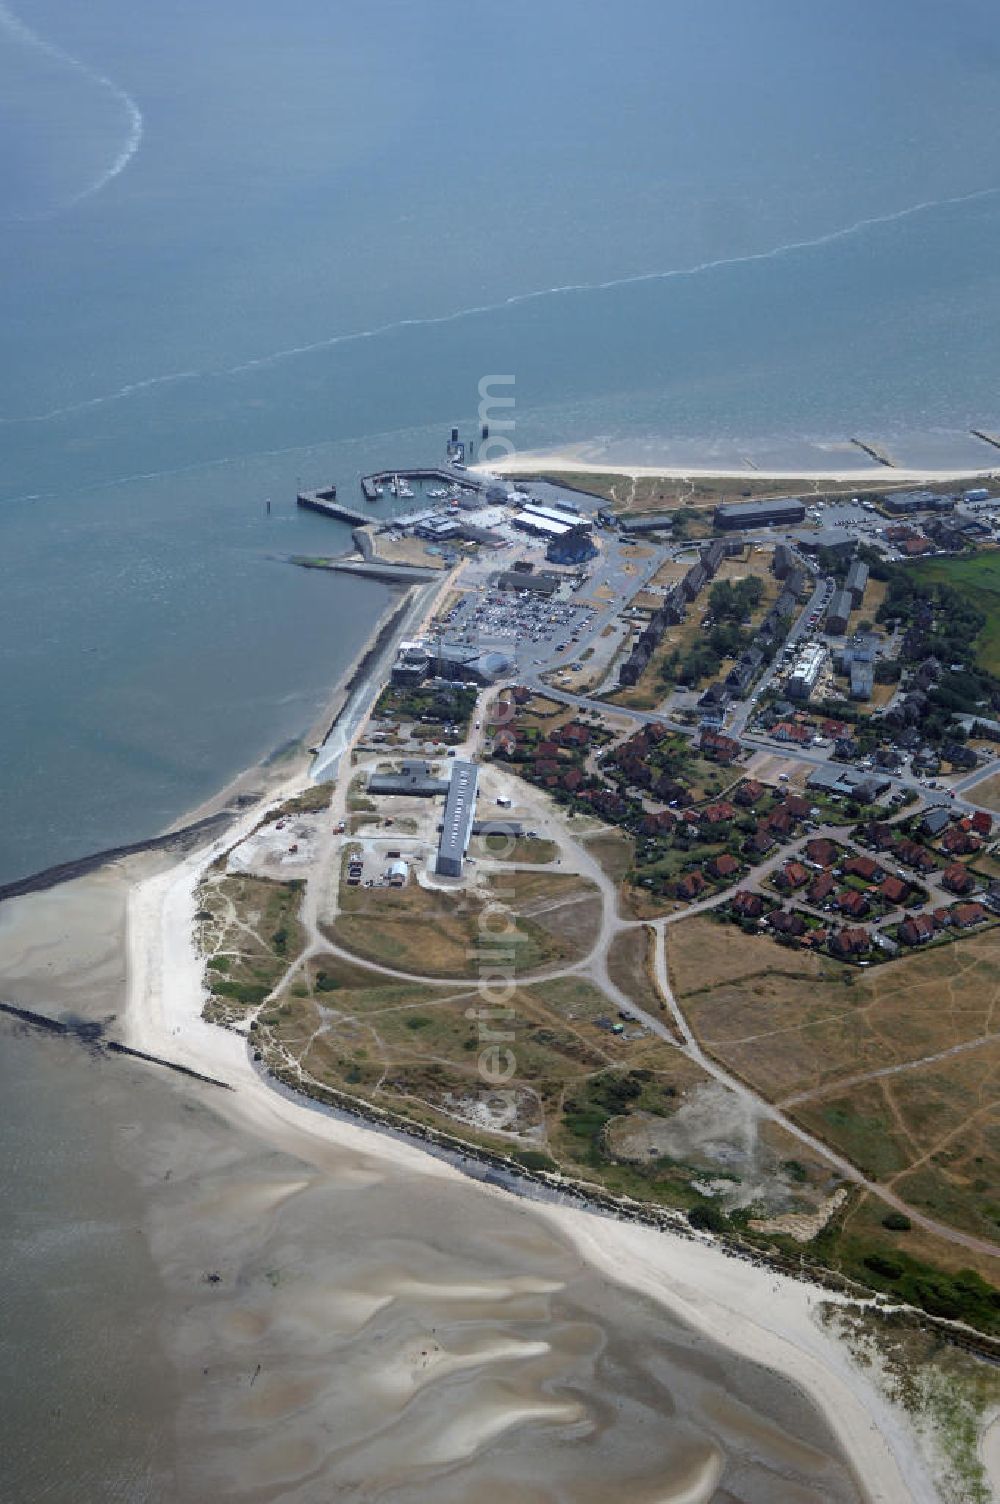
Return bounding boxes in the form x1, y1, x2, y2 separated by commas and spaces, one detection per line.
477, 448, 998, 487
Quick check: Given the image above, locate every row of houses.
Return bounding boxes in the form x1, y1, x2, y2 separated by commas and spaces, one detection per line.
618, 539, 740, 688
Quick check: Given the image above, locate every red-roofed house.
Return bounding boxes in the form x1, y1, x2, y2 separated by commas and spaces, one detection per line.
805, 838, 839, 868
942, 863, 975, 896
844, 854, 881, 882
555, 721, 591, 749
775, 860, 810, 891
899, 912, 935, 946
950, 901, 989, 929
701, 801, 738, 826
767, 909, 806, 937
772, 722, 812, 744
837, 888, 869, 918
734, 780, 766, 807
941, 828, 982, 857
829, 926, 870, 958
707, 853, 740, 881
731, 890, 764, 919
766, 808, 795, 838
700, 729, 741, 763
807, 872, 835, 905
879, 876, 910, 906
675, 871, 707, 901
972, 810, 993, 838
638, 810, 676, 837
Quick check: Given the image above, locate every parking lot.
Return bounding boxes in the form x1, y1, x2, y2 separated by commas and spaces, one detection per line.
438, 586, 596, 673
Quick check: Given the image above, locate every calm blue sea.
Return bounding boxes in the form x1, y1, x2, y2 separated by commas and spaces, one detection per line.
2, 0, 1000, 878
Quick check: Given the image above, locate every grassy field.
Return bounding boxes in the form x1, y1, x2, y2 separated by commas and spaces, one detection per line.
668, 914, 1000, 1276
325, 869, 601, 978
907, 552, 1000, 674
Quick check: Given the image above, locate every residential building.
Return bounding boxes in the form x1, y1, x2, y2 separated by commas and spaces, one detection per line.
787, 643, 827, 701
825, 589, 853, 636
899, 912, 935, 946
845, 558, 869, 606
942, 863, 975, 896
731, 890, 764, 919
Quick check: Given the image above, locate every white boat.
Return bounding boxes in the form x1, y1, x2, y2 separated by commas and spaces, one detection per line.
399, 484, 415, 499
427, 488, 447, 499
389, 475, 400, 497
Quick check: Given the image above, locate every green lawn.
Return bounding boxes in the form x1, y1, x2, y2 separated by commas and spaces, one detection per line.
907, 553, 1000, 675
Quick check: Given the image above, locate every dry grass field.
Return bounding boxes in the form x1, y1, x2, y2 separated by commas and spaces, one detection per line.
607, 926, 668, 1021
325, 869, 601, 978
668, 915, 1000, 1257
666, 914, 838, 997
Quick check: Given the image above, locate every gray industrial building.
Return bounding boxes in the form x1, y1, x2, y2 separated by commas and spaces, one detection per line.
495, 569, 561, 595
807, 765, 890, 801
436, 760, 479, 877
796, 527, 855, 556
368, 760, 449, 797
713, 498, 805, 530
825, 589, 853, 635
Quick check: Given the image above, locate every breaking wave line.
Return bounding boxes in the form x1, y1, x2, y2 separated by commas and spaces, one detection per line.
2, 181, 998, 422
0, 2, 143, 219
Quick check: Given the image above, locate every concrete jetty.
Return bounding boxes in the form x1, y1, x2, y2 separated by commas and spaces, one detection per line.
289, 556, 440, 584
296, 486, 370, 526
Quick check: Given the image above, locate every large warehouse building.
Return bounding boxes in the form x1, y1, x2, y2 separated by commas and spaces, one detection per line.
436, 760, 479, 877
713, 498, 806, 530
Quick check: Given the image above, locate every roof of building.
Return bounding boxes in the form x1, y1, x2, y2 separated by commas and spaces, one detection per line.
438, 761, 479, 869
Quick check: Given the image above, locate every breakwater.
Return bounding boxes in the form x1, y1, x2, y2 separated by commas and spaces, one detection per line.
0, 1001, 232, 1090
0, 811, 233, 905
850, 437, 895, 467
290, 555, 439, 585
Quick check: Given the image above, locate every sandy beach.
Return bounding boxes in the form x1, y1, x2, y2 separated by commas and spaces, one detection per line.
477, 448, 999, 487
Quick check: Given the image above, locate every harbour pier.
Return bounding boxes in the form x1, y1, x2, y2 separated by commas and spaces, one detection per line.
359, 466, 487, 502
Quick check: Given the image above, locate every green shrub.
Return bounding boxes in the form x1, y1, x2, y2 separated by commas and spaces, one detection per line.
687, 1202, 726, 1233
